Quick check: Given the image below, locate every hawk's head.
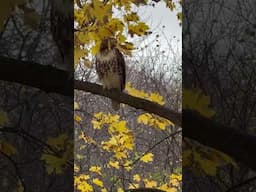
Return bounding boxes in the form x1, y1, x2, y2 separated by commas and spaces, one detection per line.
100, 37, 117, 51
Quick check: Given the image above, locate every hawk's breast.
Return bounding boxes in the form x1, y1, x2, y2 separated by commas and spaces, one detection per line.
96, 50, 122, 90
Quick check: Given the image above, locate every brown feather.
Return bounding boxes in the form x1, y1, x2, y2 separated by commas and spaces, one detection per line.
95, 38, 126, 110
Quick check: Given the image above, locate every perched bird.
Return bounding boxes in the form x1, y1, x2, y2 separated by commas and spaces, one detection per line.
95, 37, 126, 110
50, 0, 73, 77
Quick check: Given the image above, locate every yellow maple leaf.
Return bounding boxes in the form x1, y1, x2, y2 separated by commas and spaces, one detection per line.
107, 18, 124, 32
91, 41, 101, 55
166, 0, 176, 10
117, 188, 124, 192
140, 153, 153, 163
74, 174, 90, 182
138, 112, 173, 130
89, 166, 102, 175
183, 88, 215, 118
169, 173, 181, 187
91, 119, 102, 129
199, 158, 218, 176
93, 112, 103, 119
109, 121, 128, 133
137, 113, 150, 125
166, 187, 177, 192
108, 160, 120, 169
128, 22, 149, 36
117, 33, 126, 43
121, 134, 134, 150
123, 160, 132, 171
42, 134, 72, 175
91, 0, 112, 23
159, 183, 169, 191
128, 183, 139, 189
74, 114, 82, 122
74, 164, 80, 173
144, 178, 157, 188
118, 42, 134, 56
93, 178, 104, 188
170, 173, 182, 181
115, 150, 127, 159
124, 12, 139, 22
0, 110, 9, 126
107, 137, 118, 146
16, 179, 24, 192
185, 143, 238, 176
126, 82, 167, 107
109, 114, 120, 122
177, 12, 182, 21
155, 120, 167, 130
41, 154, 66, 174
133, 174, 141, 182
148, 92, 165, 105
74, 175, 93, 192
0, 141, 17, 155
74, 101, 79, 110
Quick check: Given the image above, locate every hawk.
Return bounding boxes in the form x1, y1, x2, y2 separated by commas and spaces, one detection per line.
95, 37, 126, 111
50, 0, 73, 76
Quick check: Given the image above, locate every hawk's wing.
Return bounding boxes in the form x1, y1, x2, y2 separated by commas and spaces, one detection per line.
114, 48, 126, 91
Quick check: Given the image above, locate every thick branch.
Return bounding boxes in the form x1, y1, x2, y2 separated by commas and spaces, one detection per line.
183, 110, 256, 172
1, 57, 256, 172
0, 56, 73, 96
74, 80, 182, 127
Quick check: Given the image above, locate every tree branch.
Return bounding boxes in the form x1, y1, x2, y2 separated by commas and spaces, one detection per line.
183, 110, 256, 172
0, 56, 73, 96
74, 80, 182, 127
1, 57, 256, 172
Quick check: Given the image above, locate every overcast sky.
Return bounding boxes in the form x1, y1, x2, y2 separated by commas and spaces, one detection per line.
113, 1, 181, 53
122, 1, 182, 79
136, 1, 182, 52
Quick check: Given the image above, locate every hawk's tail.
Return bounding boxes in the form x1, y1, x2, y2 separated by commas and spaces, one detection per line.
111, 100, 120, 111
